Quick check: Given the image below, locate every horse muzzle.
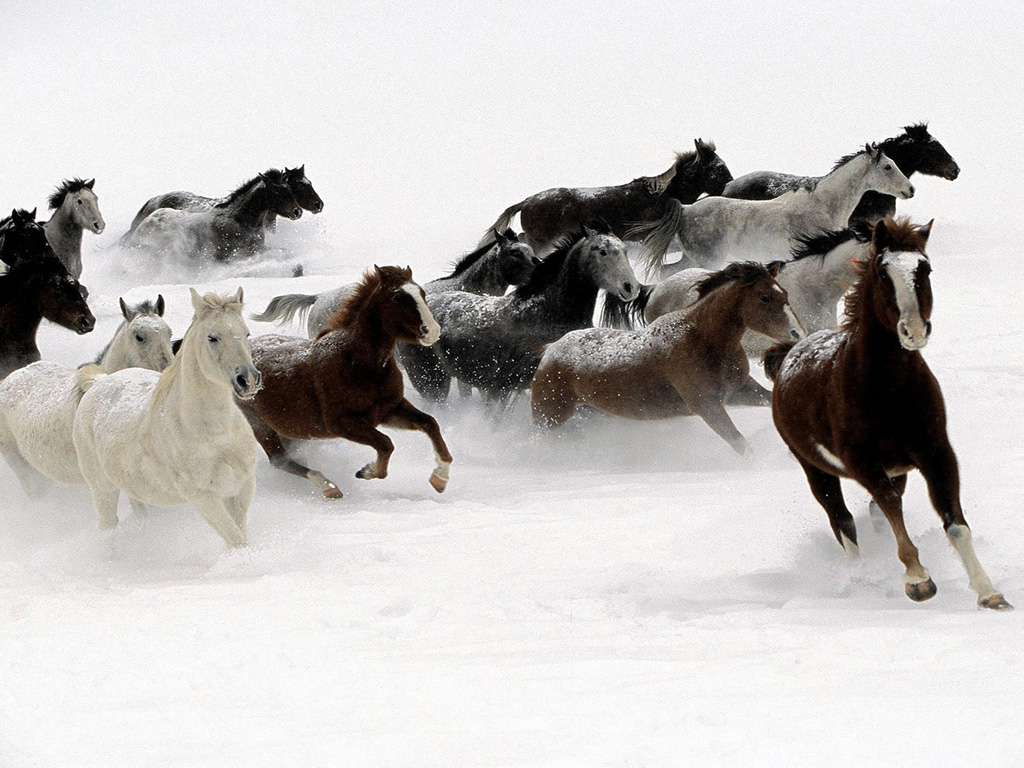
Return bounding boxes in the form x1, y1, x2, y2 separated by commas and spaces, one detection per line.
418, 322, 441, 346
309, 200, 324, 214
288, 207, 304, 220
943, 164, 961, 181
233, 366, 263, 399
899, 184, 916, 200
92, 220, 106, 234
617, 281, 641, 301
897, 317, 930, 350
76, 314, 96, 334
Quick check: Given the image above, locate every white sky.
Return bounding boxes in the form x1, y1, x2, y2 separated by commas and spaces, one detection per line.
1, 1, 1020, 262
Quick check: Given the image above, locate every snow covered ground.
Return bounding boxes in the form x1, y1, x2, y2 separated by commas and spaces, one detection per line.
3, 2, 1024, 766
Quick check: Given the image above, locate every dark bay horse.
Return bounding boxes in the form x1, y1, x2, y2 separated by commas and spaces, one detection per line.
722, 124, 959, 225
237, 266, 453, 498
766, 218, 1010, 610
482, 139, 732, 255
0, 209, 95, 379
532, 262, 804, 453
415, 228, 639, 404
121, 170, 303, 261
123, 166, 320, 237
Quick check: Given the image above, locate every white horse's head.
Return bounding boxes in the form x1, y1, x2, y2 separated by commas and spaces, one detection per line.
58, 179, 105, 234
115, 295, 173, 372
863, 145, 915, 200
188, 287, 261, 399
579, 228, 640, 301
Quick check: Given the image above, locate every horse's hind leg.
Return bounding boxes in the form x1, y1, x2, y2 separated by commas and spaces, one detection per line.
0, 436, 50, 497
225, 474, 255, 533
383, 399, 452, 493
915, 445, 1011, 610
87, 480, 121, 530
250, 420, 343, 499
797, 458, 858, 556
530, 363, 579, 428
193, 493, 246, 548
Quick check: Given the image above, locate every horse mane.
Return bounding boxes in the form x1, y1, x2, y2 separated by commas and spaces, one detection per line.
442, 228, 515, 279
513, 229, 594, 299
831, 145, 872, 172
893, 122, 931, 145
694, 261, 774, 299
840, 217, 930, 333
638, 145, 716, 194
221, 168, 288, 204
321, 265, 409, 335
131, 298, 161, 315
47, 178, 92, 210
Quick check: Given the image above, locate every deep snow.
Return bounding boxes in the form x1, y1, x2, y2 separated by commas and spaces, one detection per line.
3, 2, 1024, 766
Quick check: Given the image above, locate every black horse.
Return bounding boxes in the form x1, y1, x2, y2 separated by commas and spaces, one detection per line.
722, 124, 959, 225
0, 209, 95, 379
481, 139, 733, 256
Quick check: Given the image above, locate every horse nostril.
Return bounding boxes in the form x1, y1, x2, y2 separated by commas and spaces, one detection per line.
790, 329, 800, 340
624, 282, 634, 294
925, 321, 933, 336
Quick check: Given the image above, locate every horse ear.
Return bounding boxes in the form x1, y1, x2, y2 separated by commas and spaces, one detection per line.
85, 179, 95, 189
493, 227, 507, 245
29, 208, 37, 220
694, 138, 711, 158
766, 260, 784, 277
156, 294, 166, 316
190, 287, 205, 312
232, 286, 244, 305
119, 297, 132, 320
872, 219, 891, 252
916, 219, 934, 244
298, 164, 305, 174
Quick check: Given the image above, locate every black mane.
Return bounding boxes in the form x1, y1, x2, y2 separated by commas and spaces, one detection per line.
513, 232, 579, 299
47, 178, 92, 210
222, 168, 287, 204
442, 228, 515, 279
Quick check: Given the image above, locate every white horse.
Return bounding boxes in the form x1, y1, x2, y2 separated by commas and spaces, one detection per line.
637, 144, 914, 274
0, 296, 175, 494
42, 178, 105, 280
72, 288, 261, 547
645, 223, 886, 356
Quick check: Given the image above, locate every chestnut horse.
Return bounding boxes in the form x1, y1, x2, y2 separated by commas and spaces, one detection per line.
532, 262, 804, 454
237, 266, 453, 498
766, 218, 1010, 610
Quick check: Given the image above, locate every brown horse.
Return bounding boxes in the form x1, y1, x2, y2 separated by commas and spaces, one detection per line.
531, 262, 804, 454
766, 218, 1010, 610
237, 266, 452, 498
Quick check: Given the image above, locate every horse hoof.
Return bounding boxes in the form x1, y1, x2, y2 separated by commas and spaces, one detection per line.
321, 484, 343, 499
979, 593, 1013, 611
905, 578, 937, 602
429, 473, 448, 493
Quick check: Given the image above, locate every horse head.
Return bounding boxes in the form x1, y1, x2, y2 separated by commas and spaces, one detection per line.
375, 265, 441, 346
49, 178, 105, 234
864, 145, 915, 200
579, 228, 640, 301
188, 287, 261, 398
693, 138, 733, 196
494, 228, 540, 287
869, 218, 934, 350
259, 172, 304, 221
0, 208, 50, 267
26, 250, 95, 335
285, 165, 324, 213
901, 123, 960, 181
117, 295, 174, 372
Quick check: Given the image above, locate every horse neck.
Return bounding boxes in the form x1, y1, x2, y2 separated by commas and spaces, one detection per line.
226, 184, 274, 228
534, 248, 601, 327
681, 283, 748, 347
0, 279, 44, 346
43, 210, 84, 272
847, 275, 916, 371
779, 243, 861, 330
665, 161, 702, 203
456, 249, 509, 294
810, 157, 877, 224
876, 137, 918, 176
328, 299, 399, 366
148, 333, 234, 430
97, 323, 133, 371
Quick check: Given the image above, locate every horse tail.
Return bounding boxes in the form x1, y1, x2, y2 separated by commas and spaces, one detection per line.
250, 293, 317, 326
74, 364, 106, 397
478, 200, 525, 247
601, 284, 653, 329
762, 342, 796, 382
629, 199, 686, 279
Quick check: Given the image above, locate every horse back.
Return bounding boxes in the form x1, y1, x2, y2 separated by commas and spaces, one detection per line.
722, 171, 813, 201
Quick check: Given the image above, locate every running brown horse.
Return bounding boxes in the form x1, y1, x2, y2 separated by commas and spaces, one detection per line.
532, 261, 804, 453
766, 217, 1010, 610
236, 266, 453, 498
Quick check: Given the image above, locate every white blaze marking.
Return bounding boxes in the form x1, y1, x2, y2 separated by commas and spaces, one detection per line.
404, 283, 440, 345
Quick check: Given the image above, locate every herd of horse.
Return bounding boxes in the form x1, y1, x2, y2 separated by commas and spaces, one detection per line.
0, 123, 1011, 611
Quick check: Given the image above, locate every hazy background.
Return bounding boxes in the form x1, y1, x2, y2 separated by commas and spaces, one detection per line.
2, 1, 1020, 268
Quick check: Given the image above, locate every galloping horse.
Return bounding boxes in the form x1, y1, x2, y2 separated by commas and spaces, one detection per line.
252, 228, 539, 339
0, 209, 95, 380
0, 296, 173, 493
123, 166, 321, 237
122, 170, 303, 261
42, 178, 105, 279
73, 288, 260, 547
723, 124, 959, 225
637, 144, 914, 274
766, 218, 1009, 610
482, 140, 732, 256
238, 266, 453, 499
532, 262, 804, 453
416, 228, 639, 404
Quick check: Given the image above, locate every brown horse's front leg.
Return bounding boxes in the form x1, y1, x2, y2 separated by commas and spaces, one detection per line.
249, 416, 343, 498
726, 375, 773, 407
684, 393, 749, 455
337, 423, 395, 482
383, 398, 453, 493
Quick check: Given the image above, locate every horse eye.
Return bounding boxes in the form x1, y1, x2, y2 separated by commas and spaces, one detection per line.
759, 295, 771, 304
77, 198, 83, 205
208, 334, 220, 343
919, 262, 932, 276
884, 164, 893, 171
135, 334, 146, 343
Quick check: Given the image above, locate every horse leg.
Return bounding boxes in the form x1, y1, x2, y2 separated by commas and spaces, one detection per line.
382, 399, 453, 493
857, 469, 935, 602
796, 457, 859, 555
0, 434, 50, 497
726, 376, 773, 407
128, 497, 149, 518
193, 493, 246, 548
914, 445, 1011, 610
225, 474, 256, 533
869, 474, 906, 533
530, 363, 579, 428
250, 419, 342, 499
88, 480, 121, 530
684, 394, 749, 455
